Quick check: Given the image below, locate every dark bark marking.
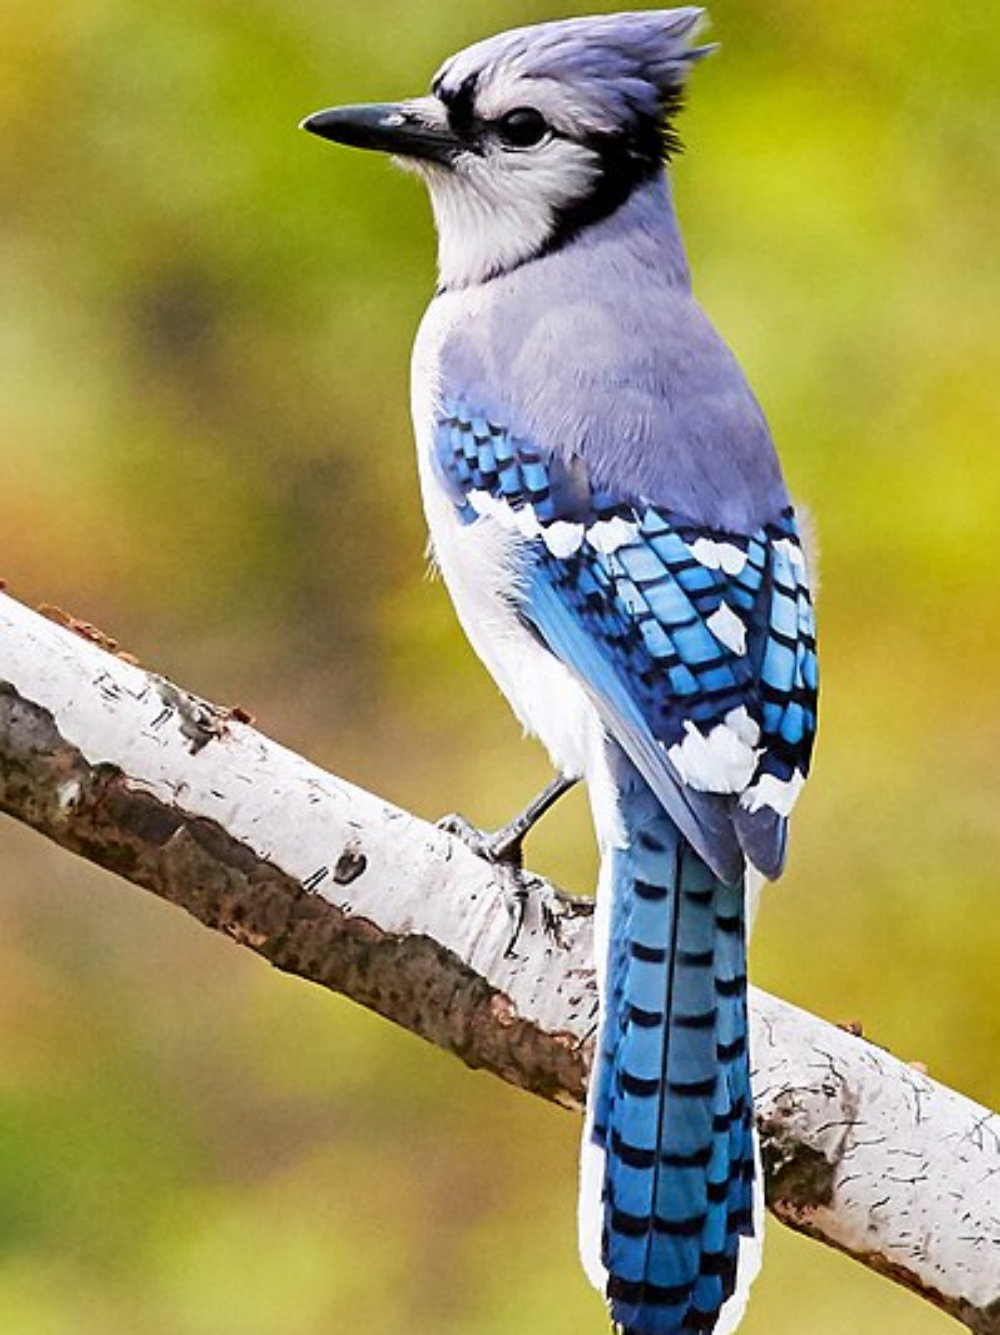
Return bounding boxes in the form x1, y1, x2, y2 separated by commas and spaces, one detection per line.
333, 847, 367, 885
0, 683, 588, 1109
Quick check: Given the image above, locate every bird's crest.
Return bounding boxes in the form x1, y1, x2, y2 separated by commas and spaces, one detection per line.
433, 9, 713, 150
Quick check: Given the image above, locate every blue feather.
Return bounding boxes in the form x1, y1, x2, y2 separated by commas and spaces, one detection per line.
433, 406, 818, 881
431, 404, 816, 1331
595, 752, 753, 1334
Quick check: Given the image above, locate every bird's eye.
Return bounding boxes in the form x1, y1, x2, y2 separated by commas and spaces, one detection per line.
495, 107, 549, 149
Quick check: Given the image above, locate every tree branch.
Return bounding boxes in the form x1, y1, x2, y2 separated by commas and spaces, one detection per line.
1, 590, 998, 1333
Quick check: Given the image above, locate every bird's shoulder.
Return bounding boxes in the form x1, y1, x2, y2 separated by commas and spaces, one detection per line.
417, 270, 786, 533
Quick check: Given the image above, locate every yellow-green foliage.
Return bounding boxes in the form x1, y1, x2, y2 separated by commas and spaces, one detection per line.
1, 2, 998, 1331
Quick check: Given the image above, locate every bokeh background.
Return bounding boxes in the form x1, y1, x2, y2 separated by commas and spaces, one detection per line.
2, 1, 999, 1331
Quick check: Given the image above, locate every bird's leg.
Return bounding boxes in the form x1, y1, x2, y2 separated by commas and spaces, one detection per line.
439, 775, 591, 955
489, 773, 581, 864
438, 773, 578, 868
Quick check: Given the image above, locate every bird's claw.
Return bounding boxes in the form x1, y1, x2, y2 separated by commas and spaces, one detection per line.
501, 875, 593, 955
437, 811, 525, 867
535, 881, 594, 946
436, 806, 592, 955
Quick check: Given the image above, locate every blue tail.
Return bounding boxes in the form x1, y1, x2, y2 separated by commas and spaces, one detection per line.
583, 757, 758, 1335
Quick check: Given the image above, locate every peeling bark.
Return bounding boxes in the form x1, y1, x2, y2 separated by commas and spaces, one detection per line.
1, 590, 999, 1331
0, 678, 592, 1107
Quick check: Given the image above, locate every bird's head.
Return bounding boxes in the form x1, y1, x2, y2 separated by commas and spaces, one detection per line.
302, 10, 712, 290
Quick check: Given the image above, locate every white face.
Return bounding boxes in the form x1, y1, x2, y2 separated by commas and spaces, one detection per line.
398, 91, 604, 291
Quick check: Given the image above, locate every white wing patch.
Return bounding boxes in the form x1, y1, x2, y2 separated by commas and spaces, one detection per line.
740, 769, 806, 817
706, 603, 747, 656
690, 537, 748, 576
587, 515, 639, 555
466, 490, 616, 559
467, 488, 503, 518
544, 520, 585, 557
667, 707, 761, 793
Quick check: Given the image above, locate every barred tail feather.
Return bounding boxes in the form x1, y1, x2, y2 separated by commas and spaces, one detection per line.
579, 756, 762, 1335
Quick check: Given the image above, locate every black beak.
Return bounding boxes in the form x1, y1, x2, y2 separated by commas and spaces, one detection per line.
300, 102, 460, 166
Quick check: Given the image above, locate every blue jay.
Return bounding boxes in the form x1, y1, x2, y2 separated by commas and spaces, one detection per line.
303, 10, 817, 1334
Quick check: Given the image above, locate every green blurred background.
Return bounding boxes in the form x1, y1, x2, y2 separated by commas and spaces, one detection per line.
2, 1, 998, 1331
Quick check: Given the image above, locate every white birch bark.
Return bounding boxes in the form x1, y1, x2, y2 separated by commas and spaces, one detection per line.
0, 589, 997, 1332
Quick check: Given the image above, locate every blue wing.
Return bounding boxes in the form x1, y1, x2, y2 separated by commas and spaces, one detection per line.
433, 398, 818, 883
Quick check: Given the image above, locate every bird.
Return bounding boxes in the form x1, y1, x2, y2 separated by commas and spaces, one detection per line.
301, 10, 818, 1335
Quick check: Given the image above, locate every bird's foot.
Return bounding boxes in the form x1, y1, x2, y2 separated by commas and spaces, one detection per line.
437, 815, 592, 953
533, 880, 594, 949
494, 872, 594, 956
437, 812, 531, 952
437, 776, 587, 955
437, 811, 525, 867
437, 774, 579, 870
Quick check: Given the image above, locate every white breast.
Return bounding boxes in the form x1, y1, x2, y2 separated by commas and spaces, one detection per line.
410, 295, 605, 785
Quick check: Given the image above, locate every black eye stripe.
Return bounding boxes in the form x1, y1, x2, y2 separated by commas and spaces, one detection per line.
437, 73, 479, 137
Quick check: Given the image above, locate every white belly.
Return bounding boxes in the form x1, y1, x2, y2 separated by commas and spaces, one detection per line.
411, 300, 604, 784
420, 447, 603, 781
